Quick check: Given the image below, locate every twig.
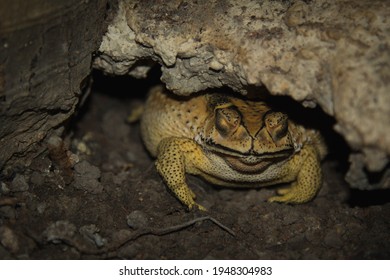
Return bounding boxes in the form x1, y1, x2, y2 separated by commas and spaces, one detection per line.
140, 215, 235, 237
39, 215, 235, 257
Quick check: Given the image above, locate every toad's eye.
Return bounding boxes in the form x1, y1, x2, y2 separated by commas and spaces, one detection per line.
215, 107, 241, 136
264, 111, 288, 141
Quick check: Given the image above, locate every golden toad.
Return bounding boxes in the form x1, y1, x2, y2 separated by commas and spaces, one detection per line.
140, 85, 326, 210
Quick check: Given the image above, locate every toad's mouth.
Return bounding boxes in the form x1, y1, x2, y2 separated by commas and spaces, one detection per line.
222, 155, 286, 174
206, 144, 293, 174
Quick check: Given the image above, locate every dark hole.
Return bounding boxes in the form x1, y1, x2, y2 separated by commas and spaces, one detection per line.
365, 166, 389, 185
91, 64, 161, 99
348, 189, 390, 207
69, 65, 161, 127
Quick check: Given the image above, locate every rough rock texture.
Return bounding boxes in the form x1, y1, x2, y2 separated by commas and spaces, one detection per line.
94, 0, 390, 189
0, 0, 112, 171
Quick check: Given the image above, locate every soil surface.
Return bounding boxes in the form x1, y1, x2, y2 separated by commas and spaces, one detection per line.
1, 72, 389, 259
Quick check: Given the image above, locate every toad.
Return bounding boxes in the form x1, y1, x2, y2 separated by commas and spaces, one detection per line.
140, 85, 326, 210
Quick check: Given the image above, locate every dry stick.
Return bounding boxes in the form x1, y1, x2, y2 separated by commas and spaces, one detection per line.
57, 216, 235, 257
112, 216, 236, 252
142, 216, 236, 237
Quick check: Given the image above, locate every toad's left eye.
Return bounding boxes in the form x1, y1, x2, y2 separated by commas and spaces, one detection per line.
264, 111, 288, 141
215, 107, 241, 136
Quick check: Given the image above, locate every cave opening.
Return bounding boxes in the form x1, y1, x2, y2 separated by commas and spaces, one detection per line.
84, 69, 390, 208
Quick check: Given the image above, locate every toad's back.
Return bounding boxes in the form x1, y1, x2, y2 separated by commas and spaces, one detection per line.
140, 85, 208, 156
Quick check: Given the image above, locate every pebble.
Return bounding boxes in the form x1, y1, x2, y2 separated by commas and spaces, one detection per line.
73, 160, 103, 193
0, 182, 10, 195
11, 174, 29, 192
42, 220, 76, 244
37, 202, 47, 214
0, 226, 19, 254
79, 224, 106, 248
126, 210, 149, 229
74, 160, 101, 179
73, 177, 104, 194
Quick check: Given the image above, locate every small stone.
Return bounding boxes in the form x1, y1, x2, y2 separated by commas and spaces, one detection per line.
76, 141, 91, 155
209, 59, 224, 71
126, 210, 149, 229
0, 226, 19, 254
74, 160, 101, 179
79, 224, 106, 248
42, 220, 77, 244
67, 151, 80, 166
0, 182, 10, 195
73, 177, 104, 194
46, 135, 62, 148
37, 203, 47, 214
11, 174, 29, 192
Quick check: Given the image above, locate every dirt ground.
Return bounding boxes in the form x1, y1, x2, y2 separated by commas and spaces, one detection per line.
0, 71, 389, 259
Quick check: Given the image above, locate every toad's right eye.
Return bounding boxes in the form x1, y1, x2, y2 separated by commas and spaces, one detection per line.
215, 107, 241, 137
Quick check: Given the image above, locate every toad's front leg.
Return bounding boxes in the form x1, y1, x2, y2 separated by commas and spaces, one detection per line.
155, 137, 210, 211
268, 145, 322, 204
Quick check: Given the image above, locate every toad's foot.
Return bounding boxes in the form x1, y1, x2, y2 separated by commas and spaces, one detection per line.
268, 182, 317, 204
268, 145, 322, 204
165, 182, 206, 211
